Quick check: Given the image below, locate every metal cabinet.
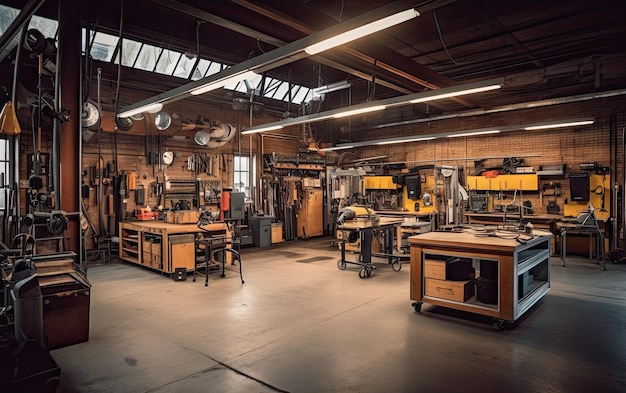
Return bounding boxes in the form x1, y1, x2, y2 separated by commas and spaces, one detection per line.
249, 215, 274, 248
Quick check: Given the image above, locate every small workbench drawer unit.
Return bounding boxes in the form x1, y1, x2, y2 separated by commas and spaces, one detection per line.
424, 278, 474, 302
423, 257, 475, 302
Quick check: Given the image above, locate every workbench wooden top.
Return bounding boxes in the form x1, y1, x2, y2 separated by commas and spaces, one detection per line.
121, 220, 228, 233
465, 213, 562, 221
408, 228, 551, 253
338, 217, 403, 229
376, 210, 435, 217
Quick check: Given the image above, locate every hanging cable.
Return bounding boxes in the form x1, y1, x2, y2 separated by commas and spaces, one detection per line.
433, 10, 473, 66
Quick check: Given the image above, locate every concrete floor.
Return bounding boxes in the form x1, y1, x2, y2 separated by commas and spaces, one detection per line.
52, 237, 626, 393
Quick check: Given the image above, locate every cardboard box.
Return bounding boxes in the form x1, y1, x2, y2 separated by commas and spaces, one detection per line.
271, 222, 284, 244
424, 259, 446, 279
168, 210, 200, 224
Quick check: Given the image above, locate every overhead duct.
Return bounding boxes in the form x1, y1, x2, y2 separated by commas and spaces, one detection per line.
204, 123, 236, 148
194, 131, 210, 146
81, 101, 99, 128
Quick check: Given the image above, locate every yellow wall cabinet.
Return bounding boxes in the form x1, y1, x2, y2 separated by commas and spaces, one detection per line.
364, 176, 398, 190
466, 174, 539, 191
564, 174, 610, 219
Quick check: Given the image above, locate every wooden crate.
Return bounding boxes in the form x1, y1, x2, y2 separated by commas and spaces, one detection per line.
271, 222, 284, 244
423, 259, 446, 280
424, 278, 474, 302
166, 210, 200, 224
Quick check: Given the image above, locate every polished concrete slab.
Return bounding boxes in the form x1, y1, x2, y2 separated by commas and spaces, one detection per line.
52, 237, 626, 393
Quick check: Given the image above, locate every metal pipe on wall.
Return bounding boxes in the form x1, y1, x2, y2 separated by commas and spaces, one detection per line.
57, 0, 81, 253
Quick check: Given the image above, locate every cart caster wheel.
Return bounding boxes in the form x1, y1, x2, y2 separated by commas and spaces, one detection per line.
392, 261, 402, 272
412, 302, 422, 312
193, 278, 196, 282
337, 260, 347, 270
367, 266, 374, 277
493, 319, 505, 331
359, 267, 366, 279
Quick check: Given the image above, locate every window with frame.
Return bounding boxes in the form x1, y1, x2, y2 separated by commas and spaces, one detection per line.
233, 155, 255, 199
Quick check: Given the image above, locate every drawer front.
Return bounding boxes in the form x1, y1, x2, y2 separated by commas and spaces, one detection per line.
424, 278, 474, 302
151, 243, 161, 256
143, 252, 160, 268
424, 259, 446, 279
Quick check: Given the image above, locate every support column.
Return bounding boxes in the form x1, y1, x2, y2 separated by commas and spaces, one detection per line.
57, 0, 81, 253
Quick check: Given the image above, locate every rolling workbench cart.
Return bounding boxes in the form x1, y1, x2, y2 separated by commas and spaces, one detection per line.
408, 228, 552, 330
337, 217, 406, 278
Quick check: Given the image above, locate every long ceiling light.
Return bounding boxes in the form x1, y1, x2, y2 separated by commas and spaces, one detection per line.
447, 129, 501, 138
117, 3, 423, 119
253, 125, 284, 133
242, 78, 504, 134
304, 8, 420, 55
118, 102, 163, 118
312, 80, 352, 95
190, 70, 258, 96
333, 105, 387, 119
523, 119, 595, 130
319, 117, 594, 151
410, 84, 503, 103
376, 136, 435, 145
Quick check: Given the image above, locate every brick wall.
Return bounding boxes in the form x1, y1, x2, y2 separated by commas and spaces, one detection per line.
353, 97, 625, 216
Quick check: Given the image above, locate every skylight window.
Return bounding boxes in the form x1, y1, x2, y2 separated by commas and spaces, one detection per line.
291, 86, 311, 104
154, 48, 181, 75
0, 4, 308, 107
114, 38, 142, 67
134, 44, 161, 72
172, 54, 196, 79
28, 14, 58, 39
205, 61, 225, 78
91, 32, 119, 62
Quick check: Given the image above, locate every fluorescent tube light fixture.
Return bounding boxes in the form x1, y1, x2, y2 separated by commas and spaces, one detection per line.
118, 102, 163, 118
313, 80, 352, 95
249, 125, 284, 133
376, 136, 436, 145
410, 84, 502, 104
304, 8, 420, 55
321, 145, 356, 151
523, 119, 594, 130
242, 78, 504, 135
333, 105, 387, 119
447, 130, 501, 138
190, 70, 258, 96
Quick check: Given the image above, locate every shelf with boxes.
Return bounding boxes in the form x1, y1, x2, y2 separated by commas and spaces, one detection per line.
120, 227, 140, 264
409, 229, 551, 330
119, 221, 229, 276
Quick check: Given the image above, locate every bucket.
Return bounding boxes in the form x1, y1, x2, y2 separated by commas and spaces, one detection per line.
474, 277, 498, 304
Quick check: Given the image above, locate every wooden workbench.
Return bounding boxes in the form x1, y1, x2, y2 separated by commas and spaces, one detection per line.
119, 221, 230, 274
464, 213, 561, 230
408, 228, 552, 330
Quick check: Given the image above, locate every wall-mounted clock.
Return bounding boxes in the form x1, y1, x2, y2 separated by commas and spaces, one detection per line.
162, 151, 174, 165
